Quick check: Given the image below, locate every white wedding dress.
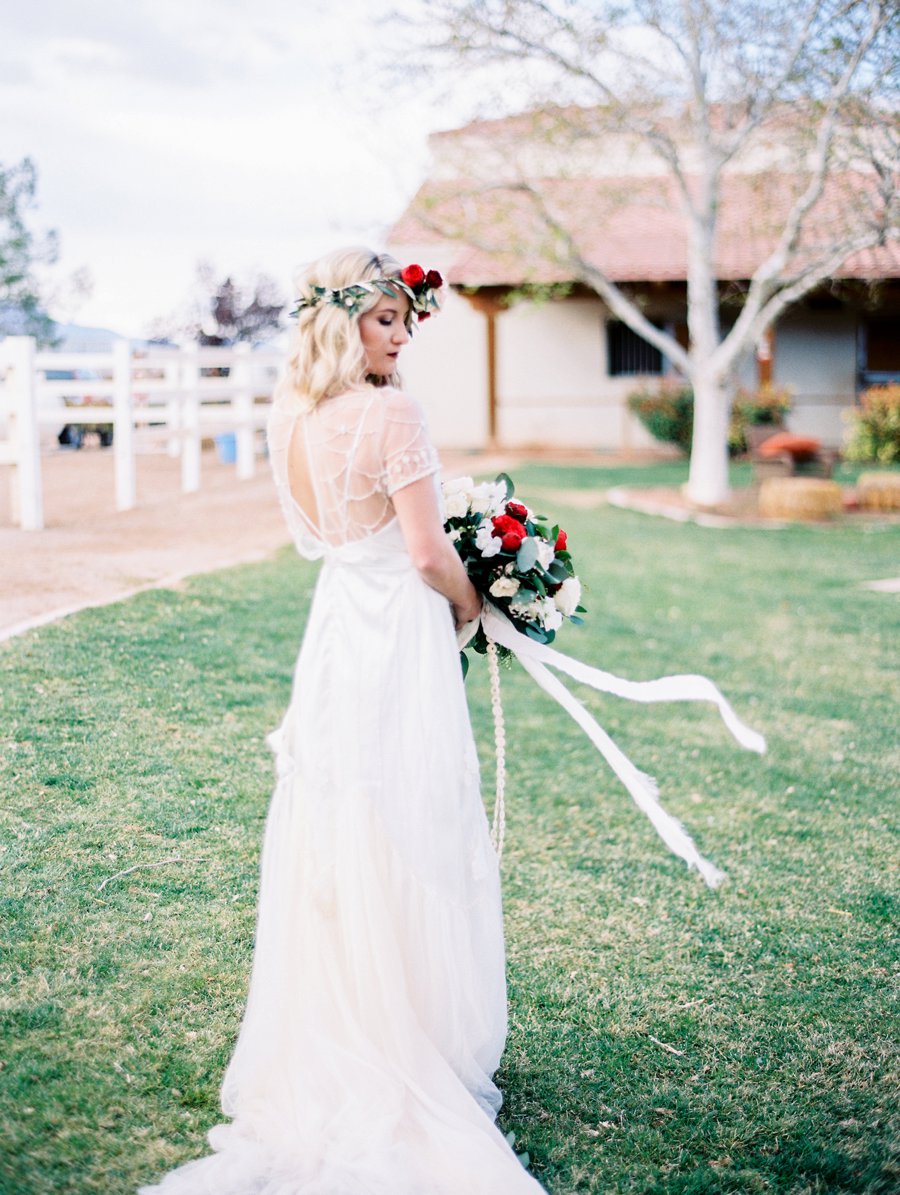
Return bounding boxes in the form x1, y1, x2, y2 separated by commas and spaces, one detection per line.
139, 387, 546, 1194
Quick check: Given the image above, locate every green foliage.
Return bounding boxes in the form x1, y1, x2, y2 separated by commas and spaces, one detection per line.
628, 385, 795, 456
626, 384, 694, 453
844, 384, 900, 464
2, 483, 899, 1193
0, 157, 58, 344
728, 385, 792, 454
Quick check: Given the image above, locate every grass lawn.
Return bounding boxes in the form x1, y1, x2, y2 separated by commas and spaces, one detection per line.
1, 462, 898, 1194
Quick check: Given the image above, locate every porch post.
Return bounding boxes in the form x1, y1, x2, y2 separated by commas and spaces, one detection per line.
458, 289, 508, 450
756, 325, 775, 387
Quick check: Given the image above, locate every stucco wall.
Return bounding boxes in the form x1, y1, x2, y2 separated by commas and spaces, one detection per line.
773, 310, 857, 446
398, 288, 488, 449
495, 298, 659, 449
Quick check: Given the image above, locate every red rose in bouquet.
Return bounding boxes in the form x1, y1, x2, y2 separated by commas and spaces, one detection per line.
506, 501, 528, 521
401, 264, 426, 288
555, 529, 568, 552
491, 513, 527, 551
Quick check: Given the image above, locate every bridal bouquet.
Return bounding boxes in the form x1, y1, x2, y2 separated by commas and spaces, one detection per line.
442, 473, 585, 669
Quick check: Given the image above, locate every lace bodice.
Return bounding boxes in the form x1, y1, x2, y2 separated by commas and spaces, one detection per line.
267, 387, 440, 559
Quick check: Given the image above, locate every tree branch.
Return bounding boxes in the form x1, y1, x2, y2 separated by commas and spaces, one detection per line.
515, 182, 693, 375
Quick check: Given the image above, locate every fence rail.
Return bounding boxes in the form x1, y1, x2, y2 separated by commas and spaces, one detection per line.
0, 337, 283, 530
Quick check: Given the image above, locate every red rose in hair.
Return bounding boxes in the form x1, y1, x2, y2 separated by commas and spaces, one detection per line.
555, 529, 567, 551
417, 311, 431, 321
401, 264, 426, 289
425, 269, 443, 289
506, 500, 528, 520
492, 514, 527, 551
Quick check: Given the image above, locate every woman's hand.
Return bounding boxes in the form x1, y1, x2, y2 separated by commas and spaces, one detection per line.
452, 587, 482, 632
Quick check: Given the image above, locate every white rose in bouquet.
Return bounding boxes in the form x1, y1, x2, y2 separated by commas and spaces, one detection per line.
489, 575, 520, 598
475, 523, 502, 558
442, 476, 474, 520
536, 539, 556, 569
469, 480, 508, 517
554, 576, 582, 617
538, 597, 564, 632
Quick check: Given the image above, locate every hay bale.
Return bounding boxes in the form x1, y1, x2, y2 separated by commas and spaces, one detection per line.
758, 477, 843, 520
858, 472, 900, 511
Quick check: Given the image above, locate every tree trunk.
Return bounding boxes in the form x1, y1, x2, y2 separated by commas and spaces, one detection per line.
684, 170, 730, 507
687, 371, 730, 506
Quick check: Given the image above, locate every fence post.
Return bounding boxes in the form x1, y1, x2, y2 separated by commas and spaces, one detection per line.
165, 353, 181, 457
232, 342, 255, 481
5, 337, 43, 530
112, 338, 135, 511
181, 346, 201, 493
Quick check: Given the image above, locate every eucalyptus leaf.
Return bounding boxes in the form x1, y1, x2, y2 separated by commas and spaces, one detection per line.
496, 472, 514, 499
516, 537, 539, 571
525, 624, 548, 643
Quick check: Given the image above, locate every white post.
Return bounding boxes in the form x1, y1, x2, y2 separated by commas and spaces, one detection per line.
181, 346, 201, 493
232, 342, 255, 481
112, 338, 135, 511
165, 354, 181, 457
6, 337, 43, 531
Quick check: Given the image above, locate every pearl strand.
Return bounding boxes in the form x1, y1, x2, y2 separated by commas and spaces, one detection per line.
486, 639, 507, 859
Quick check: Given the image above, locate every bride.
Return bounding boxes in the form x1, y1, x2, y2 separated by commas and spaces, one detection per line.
139, 248, 547, 1194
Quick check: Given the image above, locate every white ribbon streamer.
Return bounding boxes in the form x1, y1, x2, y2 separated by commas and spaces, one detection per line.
479, 601, 766, 888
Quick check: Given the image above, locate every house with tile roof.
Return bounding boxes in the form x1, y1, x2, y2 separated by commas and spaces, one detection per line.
388, 110, 899, 452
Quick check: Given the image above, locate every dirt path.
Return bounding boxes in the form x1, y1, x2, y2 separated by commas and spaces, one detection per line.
0, 447, 295, 641
0, 443, 550, 641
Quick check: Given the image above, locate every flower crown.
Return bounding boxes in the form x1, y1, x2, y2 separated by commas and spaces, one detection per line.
290, 264, 443, 324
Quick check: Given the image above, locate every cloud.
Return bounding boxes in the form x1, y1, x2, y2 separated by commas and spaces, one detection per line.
0, 0, 440, 333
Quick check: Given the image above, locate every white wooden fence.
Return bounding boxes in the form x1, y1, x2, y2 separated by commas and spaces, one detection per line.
0, 337, 283, 530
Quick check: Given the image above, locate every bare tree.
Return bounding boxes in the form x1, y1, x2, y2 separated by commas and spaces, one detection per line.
401, 0, 898, 504
149, 261, 285, 346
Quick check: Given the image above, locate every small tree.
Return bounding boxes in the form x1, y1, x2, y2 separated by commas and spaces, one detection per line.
402, 0, 898, 504
0, 157, 60, 344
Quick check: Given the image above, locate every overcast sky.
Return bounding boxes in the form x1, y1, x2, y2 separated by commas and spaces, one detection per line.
1, 0, 463, 337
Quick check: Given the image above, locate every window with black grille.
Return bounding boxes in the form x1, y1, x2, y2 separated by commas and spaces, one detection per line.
606, 320, 664, 376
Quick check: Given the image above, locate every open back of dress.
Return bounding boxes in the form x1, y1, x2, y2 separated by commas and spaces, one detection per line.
267, 386, 442, 554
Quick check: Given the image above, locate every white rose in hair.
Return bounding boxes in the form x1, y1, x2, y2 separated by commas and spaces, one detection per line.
489, 576, 520, 598
554, 576, 582, 617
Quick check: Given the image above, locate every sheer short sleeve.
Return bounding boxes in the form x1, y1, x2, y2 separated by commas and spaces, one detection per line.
381, 390, 441, 497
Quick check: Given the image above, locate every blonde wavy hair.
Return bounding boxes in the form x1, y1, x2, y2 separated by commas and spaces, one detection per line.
274, 247, 407, 410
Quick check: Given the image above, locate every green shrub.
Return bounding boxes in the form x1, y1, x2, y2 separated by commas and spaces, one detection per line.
627, 384, 792, 456
728, 385, 792, 454
626, 384, 693, 453
844, 384, 900, 464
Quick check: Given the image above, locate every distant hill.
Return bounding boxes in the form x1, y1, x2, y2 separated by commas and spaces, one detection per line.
0, 307, 129, 351
51, 322, 127, 352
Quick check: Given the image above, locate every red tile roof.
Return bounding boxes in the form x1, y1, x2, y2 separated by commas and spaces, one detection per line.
389, 171, 900, 286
